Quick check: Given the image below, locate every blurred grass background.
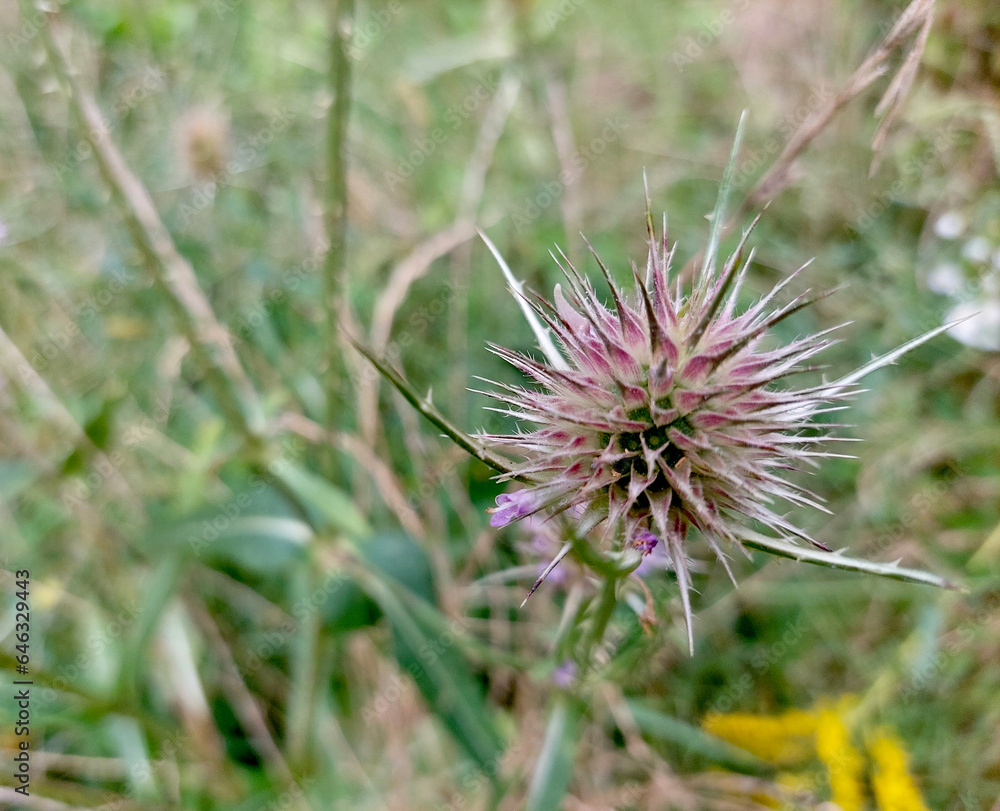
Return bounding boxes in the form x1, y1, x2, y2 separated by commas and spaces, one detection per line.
0, 0, 998, 808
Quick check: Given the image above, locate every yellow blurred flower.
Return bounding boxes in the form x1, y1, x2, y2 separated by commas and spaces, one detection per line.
702, 708, 818, 765
703, 695, 932, 810
815, 706, 865, 811
776, 771, 816, 793
870, 730, 930, 811
33, 578, 64, 610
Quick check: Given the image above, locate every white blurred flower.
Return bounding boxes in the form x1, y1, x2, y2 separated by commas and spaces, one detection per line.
926, 263, 965, 297
933, 211, 966, 240
946, 300, 1000, 352
961, 237, 992, 264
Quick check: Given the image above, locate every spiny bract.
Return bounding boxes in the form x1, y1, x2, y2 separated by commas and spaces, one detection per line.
482, 207, 854, 643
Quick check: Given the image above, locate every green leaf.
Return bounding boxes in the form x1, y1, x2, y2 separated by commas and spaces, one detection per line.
525, 696, 582, 811
150, 474, 314, 575
624, 699, 773, 776
119, 554, 185, 701
274, 461, 370, 538
701, 109, 747, 279
322, 532, 436, 632
83, 395, 120, 449
205, 515, 312, 573
352, 560, 504, 775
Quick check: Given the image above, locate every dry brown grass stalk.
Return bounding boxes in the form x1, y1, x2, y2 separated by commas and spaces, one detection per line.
746, 0, 936, 208
187, 599, 311, 808
36, 7, 264, 443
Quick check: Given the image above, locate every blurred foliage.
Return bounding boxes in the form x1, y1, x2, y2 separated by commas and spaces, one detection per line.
1, 0, 999, 809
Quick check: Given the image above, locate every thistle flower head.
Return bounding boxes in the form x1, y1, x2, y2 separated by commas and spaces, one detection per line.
478, 140, 956, 647
484, 206, 844, 637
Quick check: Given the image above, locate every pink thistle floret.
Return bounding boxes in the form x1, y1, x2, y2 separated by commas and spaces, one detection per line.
482, 212, 855, 644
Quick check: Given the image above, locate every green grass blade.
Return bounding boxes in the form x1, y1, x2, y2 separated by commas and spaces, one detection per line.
701, 109, 748, 281
624, 699, 774, 776
350, 560, 505, 775
525, 695, 582, 811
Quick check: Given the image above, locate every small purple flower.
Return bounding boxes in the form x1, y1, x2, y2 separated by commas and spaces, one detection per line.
489, 490, 537, 527
552, 659, 577, 688
634, 530, 659, 556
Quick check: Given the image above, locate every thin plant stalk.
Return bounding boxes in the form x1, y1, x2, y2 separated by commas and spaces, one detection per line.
324, 0, 356, 431
34, 5, 265, 445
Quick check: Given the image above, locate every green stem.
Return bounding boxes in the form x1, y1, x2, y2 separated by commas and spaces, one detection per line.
584, 575, 619, 653
552, 583, 588, 664
349, 336, 519, 475
324, 0, 355, 429
569, 532, 639, 579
